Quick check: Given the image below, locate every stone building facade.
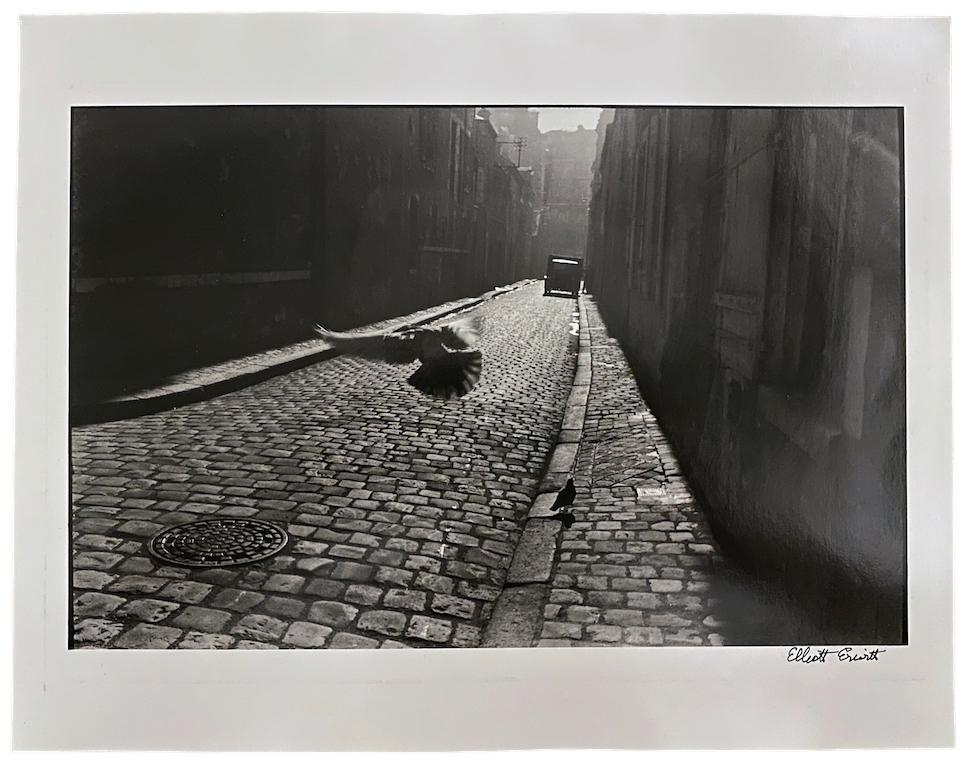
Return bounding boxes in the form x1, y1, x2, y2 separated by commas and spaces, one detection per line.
489, 108, 600, 274
70, 107, 535, 400
532, 125, 599, 264
586, 107, 906, 642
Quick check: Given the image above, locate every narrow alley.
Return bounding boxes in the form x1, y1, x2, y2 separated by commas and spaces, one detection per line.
72, 282, 818, 649
67, 105, 906, 651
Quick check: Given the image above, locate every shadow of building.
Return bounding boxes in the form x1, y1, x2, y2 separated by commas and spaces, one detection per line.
586, 107, 906, 643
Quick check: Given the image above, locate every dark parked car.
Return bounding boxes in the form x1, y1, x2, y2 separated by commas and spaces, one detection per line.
543, 255, 583, 297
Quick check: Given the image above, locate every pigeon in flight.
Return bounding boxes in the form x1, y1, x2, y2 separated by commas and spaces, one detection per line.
314, 316, 483, 399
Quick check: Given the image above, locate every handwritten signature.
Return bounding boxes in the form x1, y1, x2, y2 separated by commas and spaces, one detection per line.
786, 646, 886, 664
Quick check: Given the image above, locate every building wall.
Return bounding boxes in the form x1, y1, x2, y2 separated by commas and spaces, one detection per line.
471, 112, 536, 293
584, 108, 615, 286
489, 109, 599, 274
533, 126, 598, 266
70, 106, 534, 400
488, 108, 541, 168
70, 106, 323, 399
587, 107, 906, 642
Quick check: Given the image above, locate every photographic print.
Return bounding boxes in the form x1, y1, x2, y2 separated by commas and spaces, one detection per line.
68, 104, 906, 650
16, 11, 951, 751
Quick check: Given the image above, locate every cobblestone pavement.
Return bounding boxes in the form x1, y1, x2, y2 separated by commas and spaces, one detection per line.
534, 300, 731, 647
71, 282, 577, 649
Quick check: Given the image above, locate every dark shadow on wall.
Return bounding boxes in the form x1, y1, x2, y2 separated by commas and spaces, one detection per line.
586, 106, 906, 645
70, 106, 545, 402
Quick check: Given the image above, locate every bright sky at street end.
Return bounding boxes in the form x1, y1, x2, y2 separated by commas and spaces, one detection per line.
532, 107, 603, 132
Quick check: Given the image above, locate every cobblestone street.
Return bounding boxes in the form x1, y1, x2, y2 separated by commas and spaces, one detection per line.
71, 282, 578, 649
70, 282, 814, 650
527, 299, 818, 647
534, 300, 728, 646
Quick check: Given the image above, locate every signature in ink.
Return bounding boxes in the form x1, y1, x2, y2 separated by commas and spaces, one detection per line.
786, 646, 886, 664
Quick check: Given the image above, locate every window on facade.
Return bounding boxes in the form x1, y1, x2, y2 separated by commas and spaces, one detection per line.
408, 196, 421, 270
449, 121, 462, 201
762, 127, 830, 392
649, 113, 669, 305
475, 162, 485, 204
632, 139, 649, 289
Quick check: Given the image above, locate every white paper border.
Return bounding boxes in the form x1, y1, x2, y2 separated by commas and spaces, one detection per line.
14, 12, 951, 750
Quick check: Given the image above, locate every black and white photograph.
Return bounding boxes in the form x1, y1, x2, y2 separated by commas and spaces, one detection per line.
13, 10, 952, 751
67, 104, 906, 650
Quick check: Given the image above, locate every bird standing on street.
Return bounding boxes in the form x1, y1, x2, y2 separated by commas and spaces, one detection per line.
548, 478, 577, 528
314, 315, 483, 400
550, 477, 576, 528
550, 478, 576, 510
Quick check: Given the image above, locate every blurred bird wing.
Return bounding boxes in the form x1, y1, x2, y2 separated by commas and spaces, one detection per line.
314, 325, 420, 364
407, 349, 482, 399
438, 315, 482, 350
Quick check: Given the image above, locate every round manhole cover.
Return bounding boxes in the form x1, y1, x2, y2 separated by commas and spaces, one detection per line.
148, 518, 288, 568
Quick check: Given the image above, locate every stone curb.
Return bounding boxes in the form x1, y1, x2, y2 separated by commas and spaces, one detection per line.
481, 295, 592, 648
70, 281, 534, 427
